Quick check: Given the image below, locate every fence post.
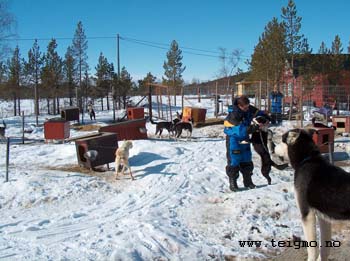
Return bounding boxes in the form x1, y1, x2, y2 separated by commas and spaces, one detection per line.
22, 111, 25, 144
5, 137, 10, 182
328, 141, 334, 164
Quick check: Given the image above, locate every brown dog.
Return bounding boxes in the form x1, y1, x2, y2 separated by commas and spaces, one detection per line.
115, 140, 134, 180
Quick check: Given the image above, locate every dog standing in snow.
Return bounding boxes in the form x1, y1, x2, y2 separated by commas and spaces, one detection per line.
174, 118, 193, 139
0, 120, 6, 139
115, 140, 134, 180
279, 128, 350, 261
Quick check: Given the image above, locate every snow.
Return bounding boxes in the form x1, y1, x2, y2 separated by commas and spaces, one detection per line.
0, 98, 349, 260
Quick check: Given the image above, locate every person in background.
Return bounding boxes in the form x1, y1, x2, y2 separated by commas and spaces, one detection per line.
87, 101, 96, 121
224, 95, 266, 191
270, 90, 283, 124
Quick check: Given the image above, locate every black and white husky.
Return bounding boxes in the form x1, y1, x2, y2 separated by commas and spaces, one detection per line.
0, 120, 6, 138
150, 118, 180, 137
174, 119, 193, 139
279, 128, 350, 261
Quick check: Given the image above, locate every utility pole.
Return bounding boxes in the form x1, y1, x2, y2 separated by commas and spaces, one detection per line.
117, 34, 120, 77
113, 34, 121, 121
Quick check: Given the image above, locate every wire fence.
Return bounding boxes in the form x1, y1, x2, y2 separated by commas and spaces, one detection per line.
184, 81, 350, 116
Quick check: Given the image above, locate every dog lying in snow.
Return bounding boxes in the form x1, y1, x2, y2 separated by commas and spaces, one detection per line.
115, 140, 134, 180
278, 128, 350, 261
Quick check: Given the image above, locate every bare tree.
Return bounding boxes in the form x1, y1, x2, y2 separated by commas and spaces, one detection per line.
0, 0, 16, 61
218, 47, 243, 103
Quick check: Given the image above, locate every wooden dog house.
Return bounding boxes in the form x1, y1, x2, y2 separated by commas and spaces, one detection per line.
44, 118, 70, 143
332, 116, 350, 134
99, 118, 148, 140
309, 127, 334, 153
127, 107, 144, 120
61, 107, 80, 122
182, 107, 206, 123
75, 132, 118, 169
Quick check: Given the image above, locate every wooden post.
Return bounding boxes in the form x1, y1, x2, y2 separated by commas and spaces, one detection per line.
300, 79, 303, 128
328, 141, 334, 164
215, 81, 218, 118
156, 89, 160, 119
148, 85, 153, 120
197, 86, 201, 103
159, 88, 164, 119
181, 86, 184, 113
168, 86, 172, 121
6, 138, 10, 182
22, 111, 25, 144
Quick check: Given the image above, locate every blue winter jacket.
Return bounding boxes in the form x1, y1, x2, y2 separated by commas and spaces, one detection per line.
224, 100, 265, 166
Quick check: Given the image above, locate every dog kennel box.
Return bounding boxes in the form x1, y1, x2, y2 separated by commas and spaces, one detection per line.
310, 127, 334, 153
127, 107, 144, 120
44, 118, 70, 142
99, 118, 148, 140
182, 107, 206, 123
75, 132, 118, 169
61, 107, 80, 122
332, 116, 350, 134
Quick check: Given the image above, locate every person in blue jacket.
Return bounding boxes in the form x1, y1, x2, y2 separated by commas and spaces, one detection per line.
224, 95, 265, 191
270, 90, 283, 124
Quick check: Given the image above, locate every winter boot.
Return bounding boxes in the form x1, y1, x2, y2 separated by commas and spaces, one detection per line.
229, 177, 239, 192
243, 173, 256, 189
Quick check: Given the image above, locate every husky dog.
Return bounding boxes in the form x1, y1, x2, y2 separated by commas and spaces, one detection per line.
115, 140, 134, 180
174, 118, 193, 139
250, 116, 288, 184
150, 118, 180, 137
0, 120, 6, 138
281, 128, 350, 261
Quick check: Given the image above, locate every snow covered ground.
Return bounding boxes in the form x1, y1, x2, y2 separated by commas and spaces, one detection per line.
0, 98, 349, 260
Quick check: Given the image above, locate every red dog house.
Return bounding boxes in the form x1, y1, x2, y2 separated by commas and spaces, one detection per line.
99, 118, 147, 140
44, 118, 70, 142
127, 107, 144, 120
332, 116, 350, 134
309, 127, 334, 153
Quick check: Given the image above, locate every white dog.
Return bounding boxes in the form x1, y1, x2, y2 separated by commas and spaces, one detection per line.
115, 140, 134, 180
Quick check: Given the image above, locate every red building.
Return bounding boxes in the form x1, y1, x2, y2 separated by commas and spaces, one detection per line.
282, 55, 350, 108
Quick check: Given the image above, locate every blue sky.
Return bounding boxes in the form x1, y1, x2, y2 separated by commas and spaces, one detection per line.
9, 0, 350, 83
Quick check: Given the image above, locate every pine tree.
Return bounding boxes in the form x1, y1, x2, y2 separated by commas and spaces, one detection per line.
138, 72, 157, 95
281, 0, 305, 120
250, 17, 286, 94
63, 46, 76, 106
163, 40, 186, 106
41, 39, 63, 114
23, 39, 43, 125
314, 42, 330, 79
95, 52, 113, 110
0, 61, 7, 98
119, 66, 132, 109
7, 45, 21, 116
71, 21, 88, 111
328, 35, 345, 85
